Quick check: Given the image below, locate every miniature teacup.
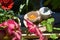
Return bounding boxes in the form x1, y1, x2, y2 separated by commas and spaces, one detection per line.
39, 7, 52, 19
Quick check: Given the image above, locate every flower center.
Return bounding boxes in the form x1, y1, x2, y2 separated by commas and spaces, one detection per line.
27, 11, 38, 21
28, 14, 37, 20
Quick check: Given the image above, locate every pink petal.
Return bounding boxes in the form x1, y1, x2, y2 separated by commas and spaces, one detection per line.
25, 19, 44, 40
12, 37, 16, 40
12, 31, 21, 40
8, 28, 12, 34
8, 24, 15, 29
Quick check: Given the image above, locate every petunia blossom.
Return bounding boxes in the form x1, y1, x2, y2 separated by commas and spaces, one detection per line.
0, 19, 21, 40
25, 19, 44, 40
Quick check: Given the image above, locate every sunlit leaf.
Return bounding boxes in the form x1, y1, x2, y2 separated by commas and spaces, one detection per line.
50, 34, 58, 39
46, 23, 53, 32
41, 20, 47, 26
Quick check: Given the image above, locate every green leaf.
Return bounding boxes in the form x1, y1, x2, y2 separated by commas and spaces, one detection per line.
0, 8, 4, 13
0, 14, 4, 16
46, 23, 53, 32
20, 4, 25, 9
47, 18, 54, 24
0, 10, 15, 23
41, 20, 47, 26
41, 18, 54, 32
50, 34, 58, 39
19, 4, 25, 13
7, 10, 14, 15
46, 18, 54, 32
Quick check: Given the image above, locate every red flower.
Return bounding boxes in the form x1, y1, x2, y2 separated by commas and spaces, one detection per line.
0, 0, 14, 10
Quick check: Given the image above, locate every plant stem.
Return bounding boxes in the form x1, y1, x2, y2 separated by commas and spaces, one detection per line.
53, 27, 60, 30
26, 0, 29, 6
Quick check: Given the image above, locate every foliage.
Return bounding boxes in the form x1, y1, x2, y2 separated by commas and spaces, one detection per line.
19, 0, 34, 14
41, 18, 54, 32
0, 8, 20, 24
0, 8, 13, 23
43, 0, 60, 11
19, 0, 29, 14
41, 17, 60, 39
50, 34, 58, 40
41, 18, 59, 39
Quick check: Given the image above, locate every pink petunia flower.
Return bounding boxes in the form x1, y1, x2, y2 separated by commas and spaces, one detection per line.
0, 19, 21, 40
25, 19, 44, 40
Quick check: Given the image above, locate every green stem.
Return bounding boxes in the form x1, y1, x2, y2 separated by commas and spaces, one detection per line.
53, 27, 60, 30
26, 0, 29, 6
26, 0, 29, 12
